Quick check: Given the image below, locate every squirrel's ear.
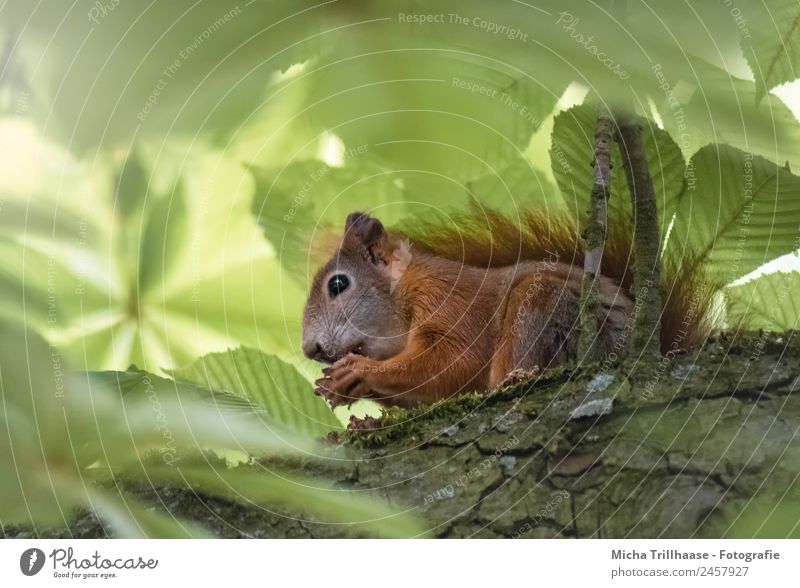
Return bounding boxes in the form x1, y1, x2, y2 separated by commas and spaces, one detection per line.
344, 212, 388, 263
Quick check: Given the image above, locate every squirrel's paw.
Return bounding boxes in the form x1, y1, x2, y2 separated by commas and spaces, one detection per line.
314, 375, 351, 409
325, 353, 374, 405
497, 366, 540, 389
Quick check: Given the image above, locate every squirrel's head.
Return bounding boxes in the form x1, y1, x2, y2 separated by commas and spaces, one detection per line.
302, 212, 408, 364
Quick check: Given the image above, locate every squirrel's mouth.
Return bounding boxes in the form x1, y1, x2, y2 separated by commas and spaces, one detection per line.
322, 343, 365, 364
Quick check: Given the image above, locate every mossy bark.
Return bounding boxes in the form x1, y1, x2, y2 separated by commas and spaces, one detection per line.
11, 332, 800, 539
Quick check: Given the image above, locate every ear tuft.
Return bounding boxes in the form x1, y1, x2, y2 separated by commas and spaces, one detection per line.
345, 212, 385, 249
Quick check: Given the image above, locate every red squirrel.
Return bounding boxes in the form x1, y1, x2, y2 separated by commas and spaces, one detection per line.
303, 211, 712, 409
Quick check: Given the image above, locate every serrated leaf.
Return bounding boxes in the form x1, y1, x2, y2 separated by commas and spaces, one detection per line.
726, 271, 800, 330
551, 102, 685, 240
665, 144, 800, 282
169, 348, 341, 436
741, 0, 800, 103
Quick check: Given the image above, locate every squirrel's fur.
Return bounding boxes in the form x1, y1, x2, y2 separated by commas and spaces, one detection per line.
303, 209, 717, 408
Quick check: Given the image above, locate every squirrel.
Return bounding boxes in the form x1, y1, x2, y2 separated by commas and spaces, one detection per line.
302, 210, 714, 409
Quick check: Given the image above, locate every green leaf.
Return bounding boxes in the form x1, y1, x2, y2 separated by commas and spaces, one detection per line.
550, 102, 685, 240
741, 0, 800, 103
665, 144, 800, 282
0, 131, 308, 373
726, 271, 800, 330
169, 348, 341, 437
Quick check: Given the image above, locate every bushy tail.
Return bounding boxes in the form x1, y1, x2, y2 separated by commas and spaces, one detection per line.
396, 208, 719, 352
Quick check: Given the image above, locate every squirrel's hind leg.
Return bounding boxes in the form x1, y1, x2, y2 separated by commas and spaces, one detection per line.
488, 277, 579, 388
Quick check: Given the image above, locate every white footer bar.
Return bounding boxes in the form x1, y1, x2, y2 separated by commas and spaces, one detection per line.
0, 539, 794, 586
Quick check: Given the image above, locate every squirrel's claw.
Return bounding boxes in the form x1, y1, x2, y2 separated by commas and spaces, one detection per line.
314, 354, 376, 410
329, 353, 374, 404
314, 374, 358, 409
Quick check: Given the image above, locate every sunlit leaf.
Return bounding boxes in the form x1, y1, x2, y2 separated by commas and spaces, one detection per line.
3, 0, 327, 150
726, 271, 800, 330
654, 60, 800, 171
665, 144, 800, 282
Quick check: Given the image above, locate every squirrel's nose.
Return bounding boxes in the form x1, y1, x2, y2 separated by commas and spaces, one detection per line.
303, 340, 330, 363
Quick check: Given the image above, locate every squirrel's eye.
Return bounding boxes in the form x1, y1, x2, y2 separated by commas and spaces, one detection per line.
327, 274, 350, 298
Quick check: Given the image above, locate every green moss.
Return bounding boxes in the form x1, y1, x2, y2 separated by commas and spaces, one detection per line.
343, 391, 490, 448
342, 361, 603, 448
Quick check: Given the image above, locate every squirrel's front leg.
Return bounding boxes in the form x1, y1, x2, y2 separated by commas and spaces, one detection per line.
327, 337, 483, 408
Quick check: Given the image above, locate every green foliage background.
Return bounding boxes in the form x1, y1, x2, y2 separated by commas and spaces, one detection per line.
0, 0, 799, 537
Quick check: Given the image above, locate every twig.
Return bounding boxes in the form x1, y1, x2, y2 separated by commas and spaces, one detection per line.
615, 111, 662, 371
577, 105, 615, 360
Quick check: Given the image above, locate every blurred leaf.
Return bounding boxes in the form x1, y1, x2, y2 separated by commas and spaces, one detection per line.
741, 0, 800, 103
726, 271, 800, 330
722, 498, 800, 538
86, 489, 212, 539
2, 0, 327, 150
0, 125, 306, 372
143, 463, 429, 539
304, 50, 566, 182
1, 320, 421, 537
665, 144, 800, 282
138, 181, 188, 295
169, 347, 341, 437
551, 102, 685, 240
114, 151, 150, 220
90, 368, 316, 462
466, 158, 564, 216
0, 320, 85, 527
